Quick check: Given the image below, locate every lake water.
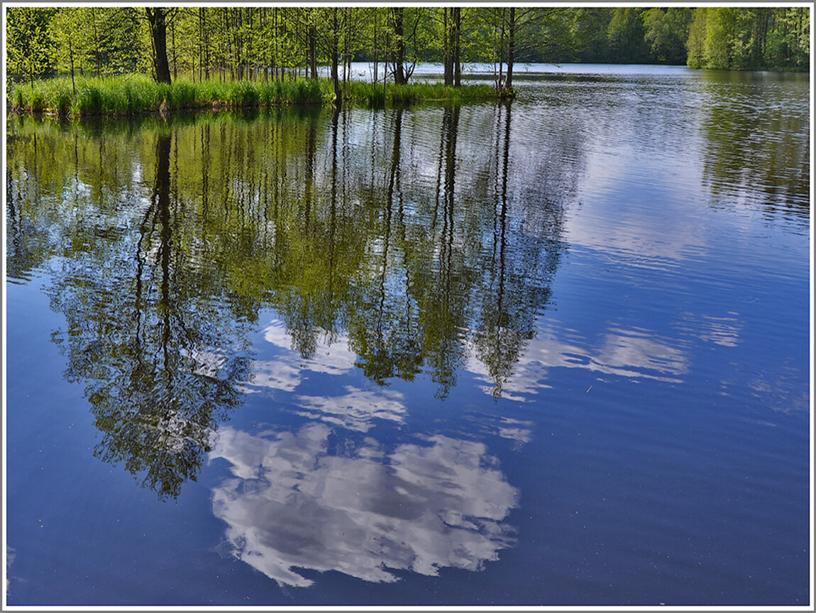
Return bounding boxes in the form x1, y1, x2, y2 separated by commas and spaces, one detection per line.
5, 65, 811, 605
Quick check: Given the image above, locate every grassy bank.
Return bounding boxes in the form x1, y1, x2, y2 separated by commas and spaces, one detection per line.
10, 74, 330, 117
10, 74, 503, 117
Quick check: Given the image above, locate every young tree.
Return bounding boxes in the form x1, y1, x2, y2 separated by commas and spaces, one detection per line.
51, 9, 84, 93
328, 8, 343, 103
7, 7, 56, 87
505, 8, 515, 88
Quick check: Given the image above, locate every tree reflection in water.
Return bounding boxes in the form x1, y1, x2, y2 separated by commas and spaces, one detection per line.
47, 129, 252, 499
699, 71, 809, 217
6, 103, 576, 498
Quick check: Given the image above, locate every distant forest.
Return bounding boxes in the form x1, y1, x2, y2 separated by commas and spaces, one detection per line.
6, 7, 811, 87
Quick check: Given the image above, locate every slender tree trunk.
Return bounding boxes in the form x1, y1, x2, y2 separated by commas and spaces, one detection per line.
273, 7, 278, 80
171, 19, 177, 80
204, 10, 210, 80
506, 7, 515, 89
498, 8, 505, 88
69, 41, 76, 95
392, 8, 406, 84
343, 7, 350, 83
331, 8, 343, 106
373, 10, 379, 83
91, 9, 101, 77
146, 8, 173, 84
453, 8, 461, 87
443, 8, 452, 85
198, 8, 203, 82
308, 22, 318, 79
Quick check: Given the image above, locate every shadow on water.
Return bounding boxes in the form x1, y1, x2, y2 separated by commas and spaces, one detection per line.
6, 102, 573, 499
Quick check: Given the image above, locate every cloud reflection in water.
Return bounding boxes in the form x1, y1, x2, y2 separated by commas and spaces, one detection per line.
210, 424, 518, 587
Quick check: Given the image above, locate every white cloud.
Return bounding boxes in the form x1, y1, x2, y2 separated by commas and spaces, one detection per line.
245, 359, 301, 393
564, 144, 708, 265
296, 386, 406, 432
263, 320, 357, 375
698, 313, 741, 348
496, 417, 534, 444
468, 323, 689, 401
210, 424, 518, 588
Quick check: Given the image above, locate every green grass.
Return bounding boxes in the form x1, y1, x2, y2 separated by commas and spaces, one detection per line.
10, 74, 504, 117
11, 74, 330, 118
342, 80, 499, 108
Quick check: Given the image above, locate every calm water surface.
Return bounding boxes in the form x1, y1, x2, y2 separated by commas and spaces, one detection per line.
5, 65, 810, 605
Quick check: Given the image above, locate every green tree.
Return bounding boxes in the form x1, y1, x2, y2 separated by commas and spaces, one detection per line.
50, 9, 84, 93
686, 9, 708, 68
569, 9, 611, 62
7, 7, 56, 87
607, 8, 649, 63
642, 8, 691, 64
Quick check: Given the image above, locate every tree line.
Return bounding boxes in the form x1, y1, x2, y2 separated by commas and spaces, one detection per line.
7, 7, 810, 90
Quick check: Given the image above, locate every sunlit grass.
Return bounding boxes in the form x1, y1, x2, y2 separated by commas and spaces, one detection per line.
11, 74, 504, 117
11, 74, 332, 117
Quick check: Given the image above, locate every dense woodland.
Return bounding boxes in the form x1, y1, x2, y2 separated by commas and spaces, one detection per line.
6, 7, 811, 92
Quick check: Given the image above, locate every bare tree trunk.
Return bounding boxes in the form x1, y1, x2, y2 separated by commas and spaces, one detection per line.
91, 9, 101, 77
373, 9, 379, 83
273, 7, 278, 80
331, 8, 343, 105
506, 7, 515, 90
343, 7, 350, 83
69, 40, 76, 95
453, 8, 461, 87
198, 8, 203, 82
145, 8, 173, 84
308, 22, 318, 79
171, 18, 177, 80
498, 8, 505, 89
203, 10, 210, 80
443, 8, 452, 85
392, 8, 406, 84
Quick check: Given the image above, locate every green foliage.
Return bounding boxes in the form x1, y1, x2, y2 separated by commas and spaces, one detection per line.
569, 9, 611, 62
686, 9, 708, 69
642, 8, 692, 64
686, 7, 809, 70
7, 7, 57, 86
6, 5, 811, 101
607, 8, 649, 63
